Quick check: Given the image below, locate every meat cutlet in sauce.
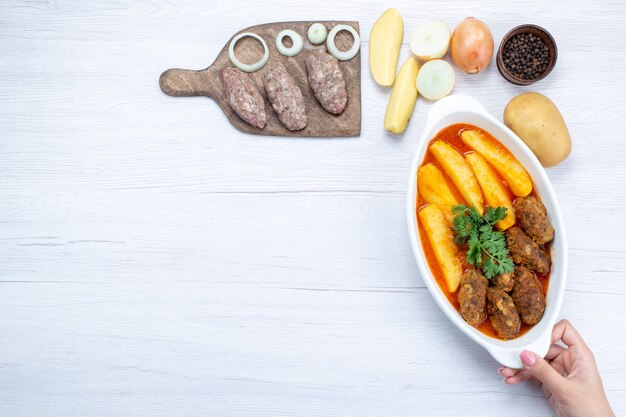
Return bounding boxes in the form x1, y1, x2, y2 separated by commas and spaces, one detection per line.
514, 195, 555, 245
487, 288, 521, 340
458, 269, 488, 326
512, 266, 546, 325
506, 226, 551, 275
492, 272, 514, 292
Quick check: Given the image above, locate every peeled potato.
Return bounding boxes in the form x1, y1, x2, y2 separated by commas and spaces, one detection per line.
419, 204, 463, 293
417, 163, 460, 225
465, 152, 515, 230
504, 92, 572, 167
369, 8, 404, 87
429, 141, 484, 214
384, 57, 419, 134
460, 129, 532, 197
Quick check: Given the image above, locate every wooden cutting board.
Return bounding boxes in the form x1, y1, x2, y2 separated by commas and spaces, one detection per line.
159, 21, 361, 137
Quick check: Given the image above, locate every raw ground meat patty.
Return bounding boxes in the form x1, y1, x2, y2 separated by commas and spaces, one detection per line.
305, 50, 348, 115
220, 67, 267, 129
263, 63, 307, 131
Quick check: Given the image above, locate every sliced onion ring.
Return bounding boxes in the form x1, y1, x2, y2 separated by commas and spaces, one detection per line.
275, 29, 304, 57
326, 24, 360, 61
228, 32, 269, 73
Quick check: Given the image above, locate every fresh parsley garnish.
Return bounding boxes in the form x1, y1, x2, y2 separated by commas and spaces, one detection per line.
452, 205, 514, 279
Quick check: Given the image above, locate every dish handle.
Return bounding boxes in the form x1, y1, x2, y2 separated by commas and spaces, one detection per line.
425, 95, 487, 127
485, 330, 553, 369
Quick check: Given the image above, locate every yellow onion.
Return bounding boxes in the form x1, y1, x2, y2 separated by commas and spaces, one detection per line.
450, 17, 494, 74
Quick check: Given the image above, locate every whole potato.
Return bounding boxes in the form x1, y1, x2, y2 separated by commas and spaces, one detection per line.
504, 92, 571, 167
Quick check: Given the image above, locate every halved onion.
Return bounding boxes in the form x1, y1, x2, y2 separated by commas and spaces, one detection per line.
276, 29, 304, 57
410, 20, 451, 61
326, 24, 360, 61
416, 59, 456, 101
307, 23, 328, 45
228, 32, 269, 73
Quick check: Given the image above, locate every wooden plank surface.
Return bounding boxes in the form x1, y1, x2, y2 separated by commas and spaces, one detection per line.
159, 21, 361, 137
1, 0, 625, 416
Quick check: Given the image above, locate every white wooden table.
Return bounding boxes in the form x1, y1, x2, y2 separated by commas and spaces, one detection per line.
1, 1, 625, 415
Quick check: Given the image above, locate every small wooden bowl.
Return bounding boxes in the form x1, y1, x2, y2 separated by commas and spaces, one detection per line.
497, 24, 557, 85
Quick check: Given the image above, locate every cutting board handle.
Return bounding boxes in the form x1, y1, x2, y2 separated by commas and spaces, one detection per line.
159, 68, 216, 98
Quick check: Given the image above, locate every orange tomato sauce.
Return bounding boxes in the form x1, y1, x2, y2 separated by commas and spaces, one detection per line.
416, 123, 551, 340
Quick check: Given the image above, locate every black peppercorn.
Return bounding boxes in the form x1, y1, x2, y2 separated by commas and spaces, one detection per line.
502, 33, 550, 80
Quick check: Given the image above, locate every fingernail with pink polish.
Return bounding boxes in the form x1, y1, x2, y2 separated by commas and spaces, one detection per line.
520, 349, 536, 367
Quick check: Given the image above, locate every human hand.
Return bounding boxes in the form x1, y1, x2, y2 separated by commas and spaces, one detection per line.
499, 319, 615, 417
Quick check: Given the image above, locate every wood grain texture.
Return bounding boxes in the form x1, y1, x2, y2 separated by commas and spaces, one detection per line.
1, 0, 626, 416
159, 21, 361, 137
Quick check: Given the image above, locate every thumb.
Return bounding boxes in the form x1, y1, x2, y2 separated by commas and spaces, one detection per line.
520, 349, 567, 394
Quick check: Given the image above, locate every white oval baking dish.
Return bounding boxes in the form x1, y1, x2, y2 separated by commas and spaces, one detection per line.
406, 95, 568, 368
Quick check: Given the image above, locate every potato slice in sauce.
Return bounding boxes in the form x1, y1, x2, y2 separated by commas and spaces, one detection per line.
418, 204, 463, 292
466, 152, 516, 230
429, 141, 484, 214
461, 129, 532, 197
417, 163, 460, 225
